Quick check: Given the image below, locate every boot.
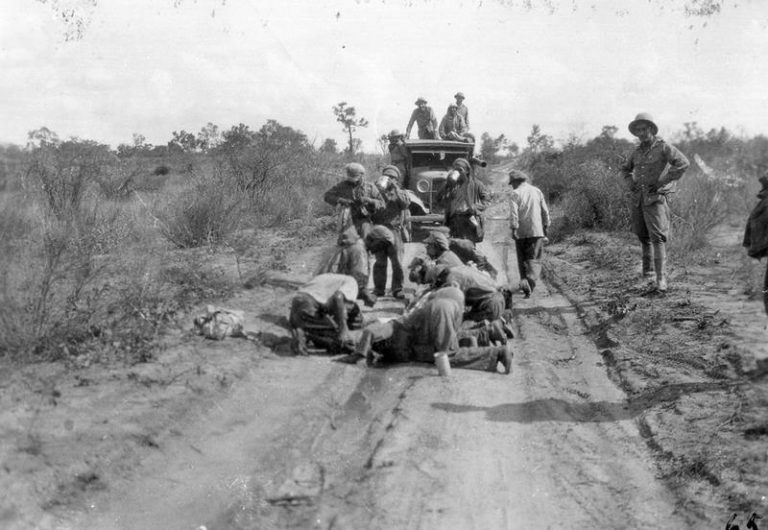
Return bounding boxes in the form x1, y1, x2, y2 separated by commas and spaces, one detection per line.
641, 239, 653, 279
497, 344, 514, 375
653, 242, 667, 292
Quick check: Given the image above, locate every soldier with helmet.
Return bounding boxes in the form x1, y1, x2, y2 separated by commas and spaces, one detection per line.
620, 112, 690, 292
324, 162, 385, 239
387, 129, 407, 181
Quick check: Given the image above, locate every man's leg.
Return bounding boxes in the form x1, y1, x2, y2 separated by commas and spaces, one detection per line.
372, 249, 388, 296
631, 197, 652, 280
327, 291, 352, 350
449, 344, 513, 374
763, 260, 768, 323
389, 235, 405, 297
514, 240, 530, 296
645, 198, 671, 292
521, 237, 544, 293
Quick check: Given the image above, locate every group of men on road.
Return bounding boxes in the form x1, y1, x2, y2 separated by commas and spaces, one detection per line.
288, 107, 768, 371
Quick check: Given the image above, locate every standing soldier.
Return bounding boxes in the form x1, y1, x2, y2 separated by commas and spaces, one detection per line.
508, 170, 550, 298
453, 91, 469, 129
324, 162, 384, 239
368, 165, 410, 299
743, 173, 768, 328
406, 97, 440, 140
621, 113, 690, 292
387, 130, 407, 182
439, 157, 490, 242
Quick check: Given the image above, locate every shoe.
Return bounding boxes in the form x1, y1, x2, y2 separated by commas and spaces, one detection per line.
519, 279, 531, 298
487, 320, 508, 345
657, 277, 668, 292
392, 289, 406, 300
501, 320, 515, 339
361, 290, 378, 307
290, 328, 309, 356
373, 289, 386, 297
497, 344, 514, 375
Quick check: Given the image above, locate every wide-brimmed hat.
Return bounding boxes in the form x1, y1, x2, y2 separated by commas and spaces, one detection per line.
415, 97, 427, 105
628, 112, 658, 136
345, 162, 365, 182
508, 169, 529, 184
454, 92, 465, 99
388, 129, 403, 139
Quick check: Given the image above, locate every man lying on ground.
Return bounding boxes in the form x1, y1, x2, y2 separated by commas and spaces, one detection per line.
424, 230, 498, 279
289, 273, 363, 356
347, 286, 513, 374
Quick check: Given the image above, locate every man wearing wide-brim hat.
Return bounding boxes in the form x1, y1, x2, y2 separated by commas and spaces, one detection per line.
406, 97, 440, 140
621, 112, 690, 293
508, 169, 550, 298
453, 91, 470, 129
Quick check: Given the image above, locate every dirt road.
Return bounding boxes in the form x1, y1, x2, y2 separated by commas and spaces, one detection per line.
59, 181, 691, 529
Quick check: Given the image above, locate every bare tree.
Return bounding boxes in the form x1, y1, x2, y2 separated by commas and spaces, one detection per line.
333, 102, 369, 157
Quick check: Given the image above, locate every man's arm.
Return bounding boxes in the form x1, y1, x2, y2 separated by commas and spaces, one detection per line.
540, 189, 551, 234
324, 183, 349, 206
438, 116, 449, 138
429, 109, 440, 139
620, 152, 637, 190
405, 110, 417, 138
509, 194, 520, 237
473, 181, 491, 212
659, 143, 690, 185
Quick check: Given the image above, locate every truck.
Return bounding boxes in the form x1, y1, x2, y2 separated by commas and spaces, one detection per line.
399, 139, 482, 237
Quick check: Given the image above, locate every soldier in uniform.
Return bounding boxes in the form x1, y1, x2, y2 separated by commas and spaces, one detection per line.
324, 162, 384, 239
406, 97, 440, 140
620, 113, 689, 292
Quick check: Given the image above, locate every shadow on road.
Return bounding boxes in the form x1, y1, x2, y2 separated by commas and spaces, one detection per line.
431, 381, 735, 423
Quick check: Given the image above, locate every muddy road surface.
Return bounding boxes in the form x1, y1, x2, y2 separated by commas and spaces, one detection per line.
64, 191, 688, 530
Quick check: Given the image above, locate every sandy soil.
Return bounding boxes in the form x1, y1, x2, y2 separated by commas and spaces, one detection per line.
2, 172, 766, 529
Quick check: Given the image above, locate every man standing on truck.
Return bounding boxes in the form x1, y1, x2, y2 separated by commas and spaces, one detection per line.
439, 157, 490, 243
454, 91, 470, 129
406, 97, 440, 140
509, 169, 550, 298
324, 162, 384, 239
620, 113, 689, 292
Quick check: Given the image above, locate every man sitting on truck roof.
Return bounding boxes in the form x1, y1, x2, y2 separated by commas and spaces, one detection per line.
439, 104, 474, 144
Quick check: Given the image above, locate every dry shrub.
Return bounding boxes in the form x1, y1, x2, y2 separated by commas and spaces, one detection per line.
670, 171, 731, 254
548, 160, 630, 240
155, 171, 245, 248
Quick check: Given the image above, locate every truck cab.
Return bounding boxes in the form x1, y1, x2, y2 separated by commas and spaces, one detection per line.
401, 139, 476, 227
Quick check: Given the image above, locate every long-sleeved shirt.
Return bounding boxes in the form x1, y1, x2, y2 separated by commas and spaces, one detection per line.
440, 177, 490, 217
324, 180, 384, 223
744, 187, 768, 259
406, 107, 439, 138
509, 181, 550, 238
372, 184, 411, 228
439, 113, 468, 139
455, 103, 470, 128
620, 137, 689, 192
317, 226, 369, 292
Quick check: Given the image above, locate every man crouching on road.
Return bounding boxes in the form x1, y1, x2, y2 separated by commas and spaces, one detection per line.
348, 285, 513, 374
289, 273, 363, 356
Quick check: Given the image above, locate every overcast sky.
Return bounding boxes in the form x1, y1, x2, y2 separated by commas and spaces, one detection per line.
1, 0, 766, 151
